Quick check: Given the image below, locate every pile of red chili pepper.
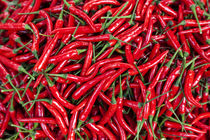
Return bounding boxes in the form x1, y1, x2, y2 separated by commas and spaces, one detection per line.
0, 0, 210, 139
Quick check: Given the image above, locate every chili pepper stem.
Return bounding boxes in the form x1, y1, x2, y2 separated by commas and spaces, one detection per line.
6, 75, 22, 100
19, 67, 35, 80
149, 115, 157, 139
190, 5, 202, 34
77, 120, 84, 130
206, 39, 210, 45
32, 50, 39, 60
135, 119, 145, 140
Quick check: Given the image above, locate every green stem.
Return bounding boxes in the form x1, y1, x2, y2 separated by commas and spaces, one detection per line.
104, 1, 129, 29
191, 5, 202, 34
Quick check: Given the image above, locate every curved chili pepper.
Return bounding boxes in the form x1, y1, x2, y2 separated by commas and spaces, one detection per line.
100, 62, 136, 73
72, 70, 115, 100
78, 79, 106, 124
0, 106, 10, 137
158, 66, 181, 107
156, 1, 177, 17
43, 99, 69, 126
157, 15, 183, 57
67, 111, 78, 140
41, 102, 67, 135
33, 33, 60, 72
165, 121, 206, 133
63, 1, 96, 32
99, 83, 117, 125
81, 42, 92, 76
192, 112, 210, 124
193, 64, 210, 87
113, 115, 126, 140
36, 102, 56, 140
91, 6, 111, 22
71, 98, 88, 114
61, 64, 82, 73
83, 0, 120, 13
129, 50, 168, 75
96, 125, 117, 140
29, 22, 39, 59
0, 55, 34, 79
184, 62, 202, 108
115, 76, 136, 136
107, 1, 134, 33
48, 49, 85, 64
44, 74, 75, 110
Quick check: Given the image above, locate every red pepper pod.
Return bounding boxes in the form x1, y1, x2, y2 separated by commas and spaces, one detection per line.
18, 117, 57, 124
41, 102, 68, 135
184, 69, 202, 108
0, 23, 31, 31
72, 70, 116, 100
83, 0, 120, 13
129, 50, 168, 75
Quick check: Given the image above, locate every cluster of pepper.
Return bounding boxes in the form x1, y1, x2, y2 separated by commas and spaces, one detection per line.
0, 0, 210, 139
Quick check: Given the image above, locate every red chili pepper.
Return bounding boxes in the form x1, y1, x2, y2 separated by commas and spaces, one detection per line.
157, 15, 183, 57
165, 121, 206, 133
0, 106, 10, 137
63, 83, 76, 99
42, 99, 69, 126
77, 34, 113, 42
67, 111, 78, 140
84, 0, 120, 13
0, 55, 35, 79
18, 117, 57, 124
41, 101, 67, 135
187, 33, 210, 62
158, 66, 181, 107
192, 112, 210, 124
177, 5, 191, 57
129, 50, 168, 75
36, 102, 56, 140
44, 74, 75, 110
48, 49, 85, 64
61, 64, 82, 73
136, 0, 145, 16
86, 122, 106, 137
107, 1, 134, 33
137, 19, 154, 58
0, 23, 32, 31
99, 83, 117, 125
179, 25, 210, 35
33, 33, 60, 72
87, 56, 123, 75
78, 79, 106, 124
115, 75, 136, 135
70, 98, 88, 114
29, 22, 40, 59
184, 62, 202, 108
193, 64, 210, 87
140, 0, 153, 18
96, 125, 117, 140
156, 1, 177, 17
63, 1, 96, 32
91, 6, 111, 22
113, 115, 126, 140
51, 24, 102, 34
163, 131, 198, 138
143, 3, 155, 30
72, 70, 116, 100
